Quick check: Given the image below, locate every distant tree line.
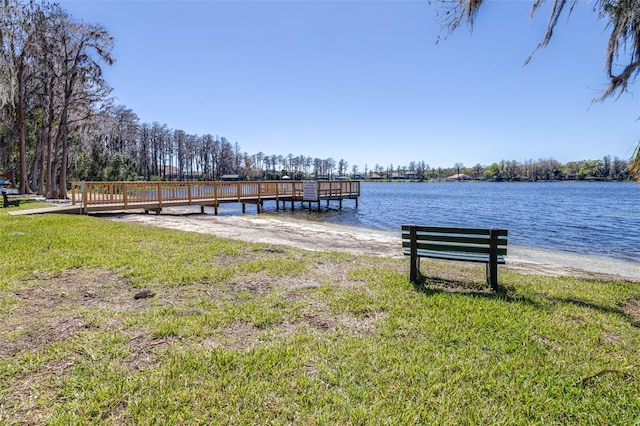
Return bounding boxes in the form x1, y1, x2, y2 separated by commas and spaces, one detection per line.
0, 0, 636, 200
49, 107, 638, 183
68, 107, 636, 182
371, 157, 633, 182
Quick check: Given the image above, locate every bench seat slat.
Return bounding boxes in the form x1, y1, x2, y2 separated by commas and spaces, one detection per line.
403, 248, 506, 264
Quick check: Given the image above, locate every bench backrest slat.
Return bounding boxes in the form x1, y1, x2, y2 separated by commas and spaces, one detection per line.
401, 233, 507, 246
402, 241, 507, 255
401, 225, 508, 237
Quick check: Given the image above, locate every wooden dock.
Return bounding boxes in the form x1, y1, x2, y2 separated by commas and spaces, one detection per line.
69, 180, 359, 215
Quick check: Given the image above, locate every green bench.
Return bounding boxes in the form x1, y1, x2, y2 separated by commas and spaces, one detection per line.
2, 191, 20, 208
401, 225, 508, 291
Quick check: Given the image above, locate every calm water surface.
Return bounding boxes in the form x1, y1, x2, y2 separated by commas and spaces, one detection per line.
248, 181, 640, 263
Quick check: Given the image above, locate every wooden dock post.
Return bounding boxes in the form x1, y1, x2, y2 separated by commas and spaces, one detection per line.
82, 181, 88, 215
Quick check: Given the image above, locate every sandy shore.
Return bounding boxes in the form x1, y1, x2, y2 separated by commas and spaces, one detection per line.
103, 208, 640, 282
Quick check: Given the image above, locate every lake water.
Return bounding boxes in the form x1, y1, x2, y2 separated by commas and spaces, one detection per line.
230, 181, 640, 264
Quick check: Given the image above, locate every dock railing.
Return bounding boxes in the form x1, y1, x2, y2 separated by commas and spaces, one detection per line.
318, 181, 359, 198
71, 180, 359, 212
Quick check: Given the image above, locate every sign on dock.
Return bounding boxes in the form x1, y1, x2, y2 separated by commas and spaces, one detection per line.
303, 181, 318, 201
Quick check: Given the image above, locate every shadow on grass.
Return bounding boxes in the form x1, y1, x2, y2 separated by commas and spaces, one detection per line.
411, 274, 542, 306
412, 273, 640, 328
548, 297, 622, 315
549, 296, 640, 328
14, 197, 42, 206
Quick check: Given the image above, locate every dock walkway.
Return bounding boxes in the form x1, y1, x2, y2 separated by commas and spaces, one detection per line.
68, 180, 359, 215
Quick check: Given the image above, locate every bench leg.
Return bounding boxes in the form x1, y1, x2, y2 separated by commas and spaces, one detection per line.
410, 256, 420, 283
486, 262, 498, 291
487, 229, 499, 291
409, 225, 419, 283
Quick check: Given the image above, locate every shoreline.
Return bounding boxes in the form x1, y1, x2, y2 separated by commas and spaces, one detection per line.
100, 207, 640, 282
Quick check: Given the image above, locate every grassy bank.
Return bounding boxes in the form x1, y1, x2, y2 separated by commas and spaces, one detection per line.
1, 204, 640, 424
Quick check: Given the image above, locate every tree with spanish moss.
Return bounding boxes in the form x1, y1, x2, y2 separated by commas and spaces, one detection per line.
0, 0, 114, 197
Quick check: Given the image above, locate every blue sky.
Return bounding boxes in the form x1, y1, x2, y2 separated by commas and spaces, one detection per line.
59, 0, 639, 171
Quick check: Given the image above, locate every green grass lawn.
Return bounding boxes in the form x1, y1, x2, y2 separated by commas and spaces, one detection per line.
1, 205, 639, 424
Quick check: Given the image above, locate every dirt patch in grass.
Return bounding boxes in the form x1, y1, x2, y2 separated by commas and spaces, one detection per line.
621, 299, 640, 327
212, 262, 390, 350
125, 332, 177, 371
0, 269, 142, 358
0, 268, 154, 423
226, 277, 275, 299
201, 321, 265, 351
1, 269, 190, 424
5, 358, 76, 424
310, 311, 386, 335
1, 254, 391, 356
201, 309, 387, 353
602, 332, 624, 344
